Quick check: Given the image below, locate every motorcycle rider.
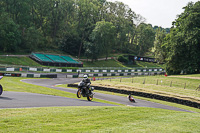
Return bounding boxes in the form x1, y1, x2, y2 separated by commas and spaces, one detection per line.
82, 75, 92, 95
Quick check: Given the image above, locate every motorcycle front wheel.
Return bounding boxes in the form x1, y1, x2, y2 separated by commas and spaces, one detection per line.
77, 89, 81, 98
87, 95, 93, 101
0, 84, 3, 95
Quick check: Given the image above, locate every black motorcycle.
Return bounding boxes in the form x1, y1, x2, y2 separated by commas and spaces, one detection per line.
0, 76, 3, 95
76, 81, 94, 101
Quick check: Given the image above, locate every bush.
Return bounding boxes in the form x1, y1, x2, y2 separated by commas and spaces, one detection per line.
118, 55, 128, 64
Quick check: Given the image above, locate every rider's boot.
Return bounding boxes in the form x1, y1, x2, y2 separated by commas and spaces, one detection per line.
89, 90, 95, 96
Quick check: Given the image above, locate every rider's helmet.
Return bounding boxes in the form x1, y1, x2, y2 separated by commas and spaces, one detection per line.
83, 75, 88, 79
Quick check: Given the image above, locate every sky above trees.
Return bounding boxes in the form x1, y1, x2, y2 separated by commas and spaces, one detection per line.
108, 0, 199, 28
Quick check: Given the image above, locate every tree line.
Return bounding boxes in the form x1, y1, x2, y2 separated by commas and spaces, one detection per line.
1, 0, 198, 74
153, 2, 200, 74
0, 0, 167, 58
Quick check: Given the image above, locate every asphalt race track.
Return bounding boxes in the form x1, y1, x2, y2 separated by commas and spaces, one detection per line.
0, 78, 192, 112
0, 91, 115, 108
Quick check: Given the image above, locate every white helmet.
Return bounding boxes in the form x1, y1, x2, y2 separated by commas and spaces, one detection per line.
83, 75, 88, 79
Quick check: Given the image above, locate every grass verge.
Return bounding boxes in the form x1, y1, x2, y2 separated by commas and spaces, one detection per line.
82, 59, 125, 67
91, 75, 200, 103
0, 56, 41, 66
0, 106, 200, 133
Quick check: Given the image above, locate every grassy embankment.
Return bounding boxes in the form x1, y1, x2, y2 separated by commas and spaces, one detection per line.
91, 75, 200, 103
1, 106, 200, 133
0, 56, 162, 68
0, 56, 42, 66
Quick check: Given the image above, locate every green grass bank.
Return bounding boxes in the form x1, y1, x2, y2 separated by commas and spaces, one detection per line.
92, 75, 200, 103
0, 56, 162, 68
0, 106, 200, 133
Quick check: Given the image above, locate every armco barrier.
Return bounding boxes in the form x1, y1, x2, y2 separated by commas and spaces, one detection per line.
1, 67, 165, 73
0, 68, 6, 71
0, 73, 57, 78
67, 72, 164, 78
21, 74, 57, 78
0, 73, 21, 77
68, 84, 200, 109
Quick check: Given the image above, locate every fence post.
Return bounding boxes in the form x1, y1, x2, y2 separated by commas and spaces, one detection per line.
143, 78, 145, 84
184, 83, 186, 89
156, 79, 158, 85
132, 77, 133, 83
170, 81, 172, 87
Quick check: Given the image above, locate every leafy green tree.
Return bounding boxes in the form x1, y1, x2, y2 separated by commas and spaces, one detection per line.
76, 0, 101, 59
0, 0, 156, 58
0, 13, 21, 52
88, 21, 116, 60
1, 0, 32, 28
22, 27, 45, 52
84, 41, 99, 61
152, 28, 167, 63
136, 23, 155, 56
59, 32, 81, 56
163, 2, 200, 74
153, 26, 170, 34
101, 2, 137, 53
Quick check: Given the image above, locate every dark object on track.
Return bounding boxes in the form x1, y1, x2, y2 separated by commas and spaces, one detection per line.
128, 94, 135, 103
0, 76, 3, 95
77, 81, 94, 101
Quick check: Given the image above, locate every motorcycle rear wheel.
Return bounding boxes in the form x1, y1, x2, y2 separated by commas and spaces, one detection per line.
87, 95, 93, 101
77, 89, 81, 98
0, 84, 3, 95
